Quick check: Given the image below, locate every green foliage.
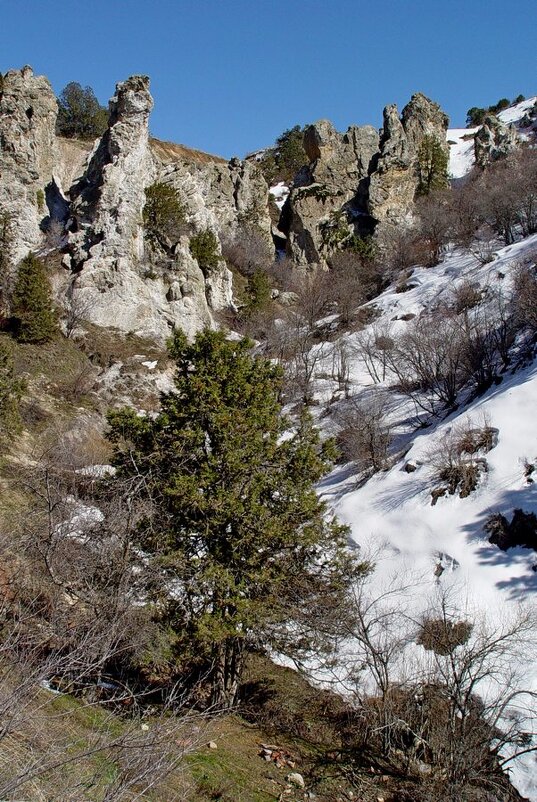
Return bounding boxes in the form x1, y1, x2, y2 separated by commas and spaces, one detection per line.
417, 135, 449, 195
0, 212, 13, 279
56, 82, 108, 140
0, 338, 24, 433
242, 269, 272, 317
466, 107, 487, 127
108, 329, 359, 706
320, 209, 351, 249
143, 182, 186, 250
346, 234, 378, 261
189, 229, 220, 273
35, 189, 45, 212
259, 124, 307, 184
11, 253, 57, 344
467, 96, 523, 127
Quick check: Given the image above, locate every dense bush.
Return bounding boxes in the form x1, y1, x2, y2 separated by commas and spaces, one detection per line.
259, 124, 307, 184
416, 135, 449, 195
56, 82, 108, 140
142, 182, 186, 250
189, 229, 220, 273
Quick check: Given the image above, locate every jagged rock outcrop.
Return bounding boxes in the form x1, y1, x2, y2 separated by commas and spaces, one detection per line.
474, 114, 519, 168
368, 93, 449, 229
155, 153, 272, 244
69, 75, 155, 268
283, 93, 449, 265
285, 121, 378, 265
65, 76, 233, 340
0, 66, 57, 261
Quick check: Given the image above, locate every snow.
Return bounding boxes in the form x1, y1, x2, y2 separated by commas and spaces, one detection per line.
269, 181, 290, 210
448, 127, 479, 179
312, 233, 537, 799
448, 95, 536, 180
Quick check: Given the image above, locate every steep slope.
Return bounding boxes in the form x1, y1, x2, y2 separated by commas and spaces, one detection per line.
449, 96, 537, 179
313, 232, 537, 799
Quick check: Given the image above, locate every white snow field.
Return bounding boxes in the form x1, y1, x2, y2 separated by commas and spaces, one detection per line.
310, 233, 537, 798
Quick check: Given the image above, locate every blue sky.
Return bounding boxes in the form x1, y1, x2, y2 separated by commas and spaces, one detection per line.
1, 0, 535, 158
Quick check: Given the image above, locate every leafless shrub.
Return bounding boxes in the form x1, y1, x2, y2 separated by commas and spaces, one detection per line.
220, 224, 273, 277
335, 393, 392, 472
426, 415, 497, 500
512, 258, 537, 334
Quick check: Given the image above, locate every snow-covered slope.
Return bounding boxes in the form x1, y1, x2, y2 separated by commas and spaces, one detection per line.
313, 234, 537, 798
448, 96, 537, 179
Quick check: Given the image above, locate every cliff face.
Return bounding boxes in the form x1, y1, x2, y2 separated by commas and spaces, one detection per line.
0, 66, 57, 262
1, 68, 269, 340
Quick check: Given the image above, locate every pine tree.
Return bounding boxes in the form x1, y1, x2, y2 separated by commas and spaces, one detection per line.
11, 253, 57, 343
108, 329, 361, 707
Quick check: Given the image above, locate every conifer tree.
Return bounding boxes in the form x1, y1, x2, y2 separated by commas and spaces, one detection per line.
11, 253, 57, 343
108, 329, 361, 707
417, 134, 449, 195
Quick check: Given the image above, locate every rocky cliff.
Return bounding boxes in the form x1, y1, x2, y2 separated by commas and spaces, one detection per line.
1, 68, 271, 340
0, 66, 57, 262
282, 92, 450, 266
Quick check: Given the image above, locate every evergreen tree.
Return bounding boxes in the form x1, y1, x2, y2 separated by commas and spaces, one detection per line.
417, 135, 449, 195
143, 182, 186, 250
189, 229, 220, 273
56, 82, 108, 140
108, 329, 361, 707
11, 253, 57, 343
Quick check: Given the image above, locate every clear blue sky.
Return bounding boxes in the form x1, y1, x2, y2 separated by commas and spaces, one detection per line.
1, 0, 535, 158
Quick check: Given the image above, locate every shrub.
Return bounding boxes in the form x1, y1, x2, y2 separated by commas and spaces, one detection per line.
418, 617, 473, 655
56, 82, 108, 140
142, 182, 186, 250
11, 253, 57, 343
259, 125, 307, 184
189, 229, 220, 274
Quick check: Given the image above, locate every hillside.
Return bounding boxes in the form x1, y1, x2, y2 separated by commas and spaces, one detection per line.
1, 65, 537, 800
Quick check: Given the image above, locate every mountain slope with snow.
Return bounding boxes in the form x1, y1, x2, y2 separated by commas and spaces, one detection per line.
448, 96, 537, 179
312, 233, 537, 799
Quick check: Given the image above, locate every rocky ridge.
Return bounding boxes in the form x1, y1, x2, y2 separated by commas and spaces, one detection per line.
1, 66, 532, 339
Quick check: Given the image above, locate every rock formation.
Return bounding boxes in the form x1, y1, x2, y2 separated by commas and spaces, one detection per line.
0, 66, 57, 262
474, 114, 519, 168
65, 76, 233, 340
285, 120, 378, 265
282, 93, 449, 265
368, 93, 449, 229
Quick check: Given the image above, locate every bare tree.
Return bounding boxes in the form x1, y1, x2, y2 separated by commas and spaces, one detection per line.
335, 392, 392, 472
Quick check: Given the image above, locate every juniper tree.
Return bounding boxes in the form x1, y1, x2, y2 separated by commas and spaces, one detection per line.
417, 134, 449, 195
11, 253, 57, 344
107, 329, 360, 707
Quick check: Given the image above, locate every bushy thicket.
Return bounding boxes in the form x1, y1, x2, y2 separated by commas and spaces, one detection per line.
142, 182, 187, 250
258, 124, 308, 184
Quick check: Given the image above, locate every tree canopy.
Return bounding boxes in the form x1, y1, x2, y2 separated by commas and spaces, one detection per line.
107, 329, 360, 706
56, 82, 108, 140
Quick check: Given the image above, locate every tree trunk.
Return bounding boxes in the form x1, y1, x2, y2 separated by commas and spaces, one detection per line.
209, 637, 244, 709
